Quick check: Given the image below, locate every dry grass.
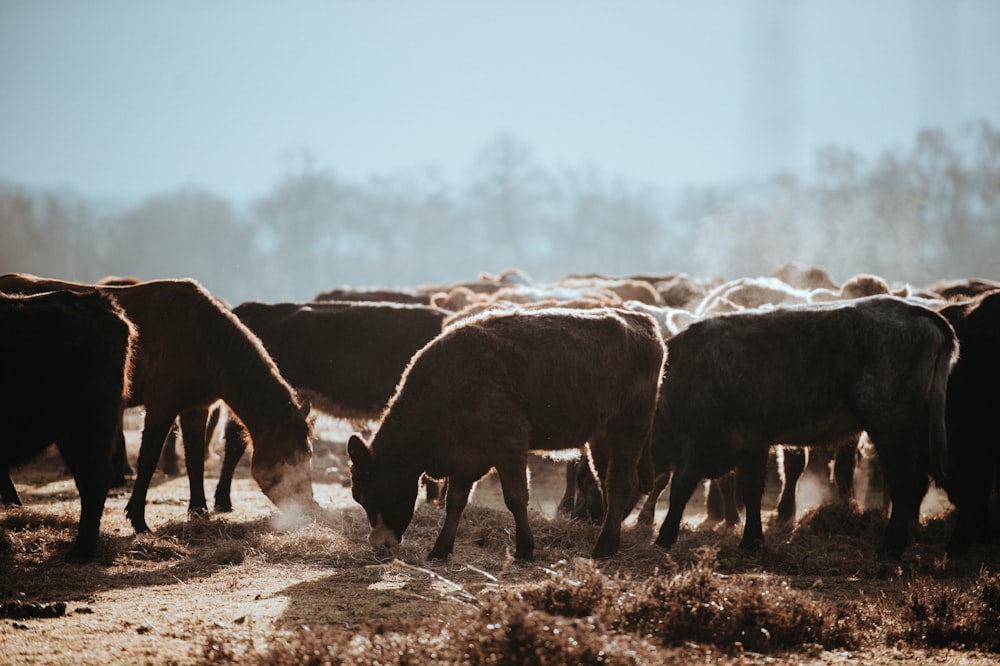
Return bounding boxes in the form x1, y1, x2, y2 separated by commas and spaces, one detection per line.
2, 434, 1000, 665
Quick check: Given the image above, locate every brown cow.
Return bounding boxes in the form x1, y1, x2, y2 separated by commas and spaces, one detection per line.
0, 274, 314, 533
213, 300, 448, 511
348, 307, 666, 561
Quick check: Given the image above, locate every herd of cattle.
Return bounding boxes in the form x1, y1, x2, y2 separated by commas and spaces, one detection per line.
1, 264, 998, 564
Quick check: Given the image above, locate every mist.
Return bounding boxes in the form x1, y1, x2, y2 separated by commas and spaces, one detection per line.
2, 122, 998, 304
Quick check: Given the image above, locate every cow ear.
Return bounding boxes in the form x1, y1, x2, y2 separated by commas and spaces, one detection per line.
347, 434, 371, 467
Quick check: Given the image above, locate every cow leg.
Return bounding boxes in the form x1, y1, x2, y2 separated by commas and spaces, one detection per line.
722, 472, 742, 524
776, 446, 806, 523
590, 431, 638, 559
180, 408, 211, 520
636, 471, 670, 528
0, 469, 22, 506
109, 430, 131, 487
57, 436, 112, 562
573, 458, 604, 523
655, 462, 702, 548
557, 459, 579, 516
738, 449, 770, 550
214, 418, 248, 512
833, 438, 858, 504
125, 416, 177, 534
427, 476, 475, 562
160, 422, 181, 476
557, 459, 576, 515
876, 432, 928, 559
707, 472, 741, 525
946, 460, 994, 556
494, 461, 536, 561
705, 479, 725, 523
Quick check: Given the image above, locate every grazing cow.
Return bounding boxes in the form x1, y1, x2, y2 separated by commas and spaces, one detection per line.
0, 274, 315, 533
348, 307, 666, 561
652, 296, 957, 559
0, 290, 135, 561
213, 300, 448, 511
937, 290, 1000, 555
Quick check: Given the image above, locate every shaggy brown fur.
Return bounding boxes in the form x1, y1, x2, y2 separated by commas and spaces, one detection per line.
348, 307, 666, 562
0, 273, 314, 534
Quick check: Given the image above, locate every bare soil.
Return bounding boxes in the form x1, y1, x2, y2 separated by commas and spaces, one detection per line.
2, 416, 998, 665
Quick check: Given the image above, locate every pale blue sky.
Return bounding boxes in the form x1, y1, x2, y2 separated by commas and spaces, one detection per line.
1, 1, 998, 202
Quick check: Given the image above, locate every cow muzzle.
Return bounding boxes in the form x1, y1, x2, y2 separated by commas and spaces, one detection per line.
369, 515, 400, 550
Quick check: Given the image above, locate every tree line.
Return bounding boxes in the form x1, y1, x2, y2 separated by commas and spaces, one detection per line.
2, 121, 998, 304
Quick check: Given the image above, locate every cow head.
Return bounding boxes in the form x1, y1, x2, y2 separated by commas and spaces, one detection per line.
251, 401, 316, 515
347, 433, 419, 549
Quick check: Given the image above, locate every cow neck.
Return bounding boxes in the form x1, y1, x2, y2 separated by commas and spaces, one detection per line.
369, 425, 429, 476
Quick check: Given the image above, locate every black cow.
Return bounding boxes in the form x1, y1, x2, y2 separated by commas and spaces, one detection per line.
937, 290, 1000, 555
652, 296, 957, 559
213, 300, 448, 511
348, 307, 666, 562
1, 290, 135, 561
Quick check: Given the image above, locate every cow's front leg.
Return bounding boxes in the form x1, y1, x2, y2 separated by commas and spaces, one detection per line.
427, 477, 474, 562
496, 462, 535, 561
655, 463, 701, 549
738, 448, 769, 550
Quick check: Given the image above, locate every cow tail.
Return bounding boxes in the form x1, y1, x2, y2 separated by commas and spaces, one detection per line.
927, 328, 958, 486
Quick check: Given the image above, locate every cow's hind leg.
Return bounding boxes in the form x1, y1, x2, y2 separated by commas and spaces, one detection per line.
557, 459, 578, 516
591, 431, 641, 558
572, 457, 605, 523
707, 472, 741, 525
180, 408, 212, 520
58, 436, 112, 562
875, 430, 929, 559
636, 471, 670, 528
427, 476, 475, 562
738, 448, 770, 550
109, 431, 131, 487
214, 418, 248, 512
0, 470, 22, 506
776, 446, 806, 524
833, 436, 858, 504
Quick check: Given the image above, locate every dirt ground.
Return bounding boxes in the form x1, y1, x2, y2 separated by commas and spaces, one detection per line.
2, 416, 998, 665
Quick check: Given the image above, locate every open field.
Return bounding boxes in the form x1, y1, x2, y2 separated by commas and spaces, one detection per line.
2, 417, 999, 665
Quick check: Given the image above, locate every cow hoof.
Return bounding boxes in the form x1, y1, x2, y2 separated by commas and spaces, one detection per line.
188, 508, 210, 522
128, 518, 151, 534
513, 549, 535, 562
426, 548, 451, 562
65, 546, 96, 564
738, 538, 763, 551
214, 501, 233, 513
653, 534, 677, 549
